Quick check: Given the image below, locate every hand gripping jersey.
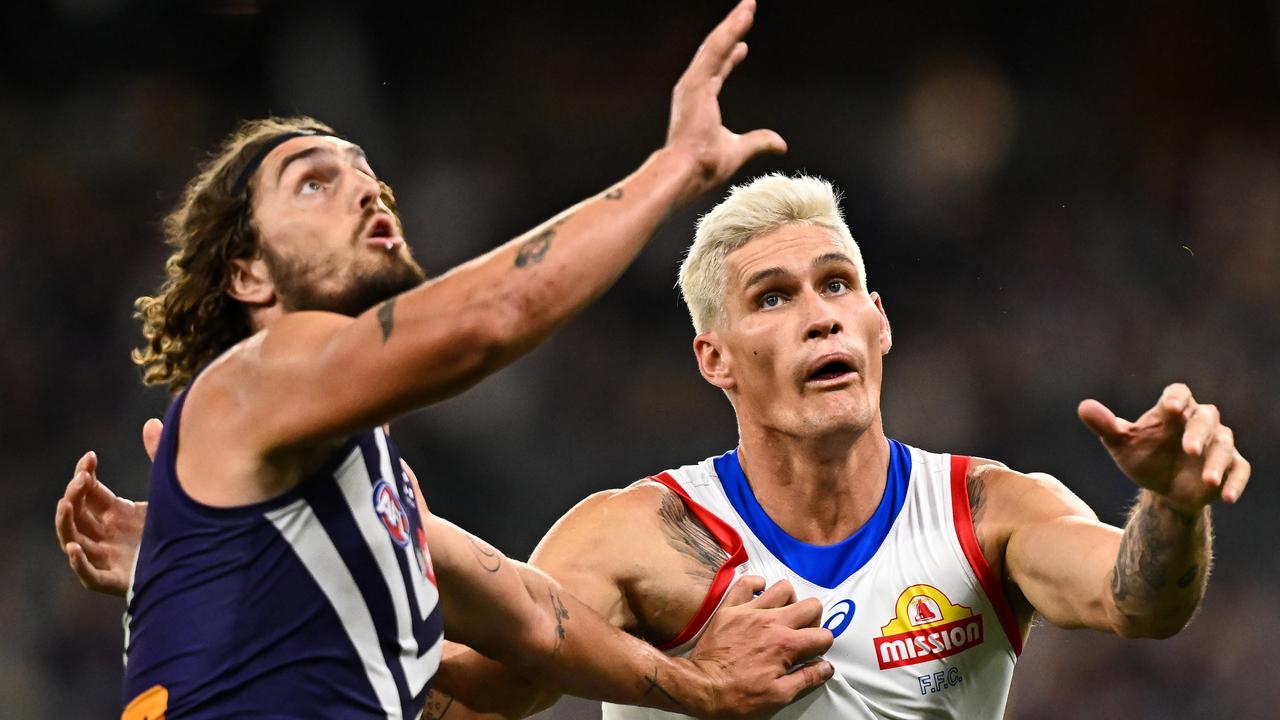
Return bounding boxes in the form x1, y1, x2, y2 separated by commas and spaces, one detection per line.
603, 440, 1021, 719
121, 386, 443, 719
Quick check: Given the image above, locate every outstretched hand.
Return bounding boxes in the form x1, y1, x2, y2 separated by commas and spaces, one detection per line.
665, 0, 786, 204
1078, 383, 1251, 513
53, 419, 159, 597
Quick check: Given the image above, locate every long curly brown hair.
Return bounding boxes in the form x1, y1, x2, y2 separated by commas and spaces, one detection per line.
132, 116, 401, 394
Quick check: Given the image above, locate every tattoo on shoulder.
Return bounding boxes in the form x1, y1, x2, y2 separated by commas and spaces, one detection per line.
657, 490, 728, 582
467, 535, 503, 573
423, 691, 454, 719
377, 297, 397, 343
605, 187, 624, 200
966, 470, 988, 557
514, 212, 575, 269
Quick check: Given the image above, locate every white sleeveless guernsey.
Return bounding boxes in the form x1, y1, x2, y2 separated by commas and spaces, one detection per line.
602, 440, 1021, 719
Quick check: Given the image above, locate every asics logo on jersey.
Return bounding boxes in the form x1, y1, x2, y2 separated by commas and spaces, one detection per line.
822, 599, 857, 638
372, 478, 411, 548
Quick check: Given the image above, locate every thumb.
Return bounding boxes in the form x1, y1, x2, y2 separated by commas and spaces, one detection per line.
721, 574, 765, 607
141, 418, 163, 462
739, 128, 787, 157
1077, 399, 1130, 446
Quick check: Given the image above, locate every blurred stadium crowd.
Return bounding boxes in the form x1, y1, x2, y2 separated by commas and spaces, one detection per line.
2, 1, 1277, 717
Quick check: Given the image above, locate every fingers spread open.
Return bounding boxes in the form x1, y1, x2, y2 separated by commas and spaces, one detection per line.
1222, 451, 1251, 503
682, 0, 755, 87
66, 543, 109, 593
1199, 426, 1235, 486
55, 498, 79, 548
1077, 399, 1129, 445
1181, 403, 1221, 456
1161, 383, 1193, 416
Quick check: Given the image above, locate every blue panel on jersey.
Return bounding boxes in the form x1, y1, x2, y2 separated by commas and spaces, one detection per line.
713, 439, 912, 589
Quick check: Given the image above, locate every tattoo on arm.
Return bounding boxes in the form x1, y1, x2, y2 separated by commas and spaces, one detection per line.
966, 470, 988, 558
548, 589, 570, 658
514, 213, 575, 269
642, 666, 685, 710
467, 535, 503, 573
605, 187, 624, 200
1110, 496, 1210, 612
657, 491, 729, 582
423, 691, 454, 719
377, 297, 397, 343
514, 228, 553, 267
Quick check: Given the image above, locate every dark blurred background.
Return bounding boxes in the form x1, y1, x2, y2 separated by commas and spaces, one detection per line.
3, 1, 1277, 717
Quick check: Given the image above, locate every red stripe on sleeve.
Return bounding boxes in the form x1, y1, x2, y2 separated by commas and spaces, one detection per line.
648, 472, 749, 652
949, 455, 1024, 656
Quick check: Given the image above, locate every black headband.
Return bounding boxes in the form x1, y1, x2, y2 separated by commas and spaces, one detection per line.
231, 129, 334, 195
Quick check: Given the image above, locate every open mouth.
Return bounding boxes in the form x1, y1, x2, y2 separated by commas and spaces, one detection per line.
363, 215, 403, 250
806, 359, 855, 383
369, 216, 394, 239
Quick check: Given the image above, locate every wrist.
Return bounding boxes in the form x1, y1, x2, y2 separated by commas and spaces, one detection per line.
648, 145, 706, 210
1144, 490, 1207, 524
659, 656, 716, 716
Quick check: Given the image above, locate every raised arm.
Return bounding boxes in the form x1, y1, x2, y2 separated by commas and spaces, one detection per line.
978, 384, 1249, 639
229, 0, 785, 451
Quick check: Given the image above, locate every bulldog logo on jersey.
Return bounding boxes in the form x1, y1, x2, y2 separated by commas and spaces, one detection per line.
874, 584, 984, 669
372, 478, 411, 548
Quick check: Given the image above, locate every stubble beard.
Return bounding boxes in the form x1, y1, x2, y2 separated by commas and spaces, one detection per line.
261, 243, 428, 317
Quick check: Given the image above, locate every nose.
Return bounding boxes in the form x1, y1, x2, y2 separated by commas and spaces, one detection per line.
802, 291, 842, 340
355, 172, 380, 211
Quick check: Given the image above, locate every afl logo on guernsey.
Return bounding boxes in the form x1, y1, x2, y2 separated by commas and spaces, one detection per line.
372, 479, 411, 548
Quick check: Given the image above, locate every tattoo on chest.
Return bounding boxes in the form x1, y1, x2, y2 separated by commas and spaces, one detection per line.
657, 491, 729, 582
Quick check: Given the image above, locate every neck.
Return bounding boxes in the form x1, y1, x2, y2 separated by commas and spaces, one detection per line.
735, 415, 890, 545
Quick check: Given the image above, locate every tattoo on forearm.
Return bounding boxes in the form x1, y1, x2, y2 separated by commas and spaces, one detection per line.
605, 187, 624, 200
1176, 564, 1200, 589
377, 297, 397, 343
549, 589, 570, 658
514, 213, 575, 269
1110, 497, 1211, 613
514, 228, 553, 267
657, 491, 729, 582
467, 535, 502, 573
423, 691, 454, 719
642, 666, 685, 709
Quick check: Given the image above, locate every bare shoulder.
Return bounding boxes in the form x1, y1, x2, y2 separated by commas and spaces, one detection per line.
966, 457, 1097, 534
963, 458, 1103, 626
531, 481, 670, 572
532, 478, 728, 587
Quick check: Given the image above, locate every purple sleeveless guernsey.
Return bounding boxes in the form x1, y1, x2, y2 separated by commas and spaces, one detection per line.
121, 385, 443, 719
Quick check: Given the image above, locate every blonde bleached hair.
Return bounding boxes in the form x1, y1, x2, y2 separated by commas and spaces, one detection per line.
678, 173, 865, 333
